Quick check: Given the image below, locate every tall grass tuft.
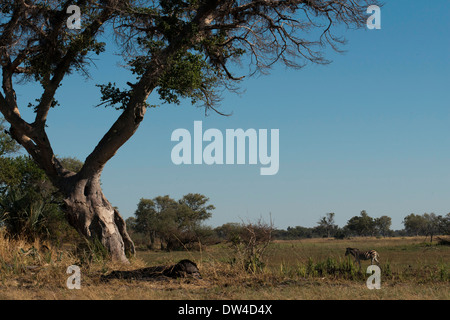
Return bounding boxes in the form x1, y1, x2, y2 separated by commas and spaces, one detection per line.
293, 257, 367, 280
0, 228, 140, 289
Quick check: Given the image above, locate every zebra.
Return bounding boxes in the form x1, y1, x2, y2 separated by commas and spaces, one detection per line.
345, 247, 380, 268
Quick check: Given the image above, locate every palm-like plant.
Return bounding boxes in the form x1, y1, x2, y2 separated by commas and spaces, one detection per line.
0, 187, 49, 240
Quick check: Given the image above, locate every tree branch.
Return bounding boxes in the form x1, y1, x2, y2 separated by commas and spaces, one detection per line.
79, 0, 224, 178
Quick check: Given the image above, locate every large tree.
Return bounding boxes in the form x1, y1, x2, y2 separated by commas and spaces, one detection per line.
402, 213, 427, 237
345, 210, 375, 236
374, 215, 391, 237
0, 0, 378, 262
133, 194, 214, 250
403, 212, 449, 242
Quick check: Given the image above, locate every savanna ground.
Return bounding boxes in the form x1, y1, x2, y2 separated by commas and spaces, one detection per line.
0, 235, 448, 300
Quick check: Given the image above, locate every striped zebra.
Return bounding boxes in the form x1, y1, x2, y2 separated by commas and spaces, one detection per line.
345, 247, 380, 268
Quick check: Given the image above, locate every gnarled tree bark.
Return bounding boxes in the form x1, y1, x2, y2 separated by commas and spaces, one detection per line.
62, 174, 134, 263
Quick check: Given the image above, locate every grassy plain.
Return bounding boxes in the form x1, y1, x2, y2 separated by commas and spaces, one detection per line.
0, 236, 448, 300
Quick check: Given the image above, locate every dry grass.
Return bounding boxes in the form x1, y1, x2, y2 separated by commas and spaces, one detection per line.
0, 233, 448, 300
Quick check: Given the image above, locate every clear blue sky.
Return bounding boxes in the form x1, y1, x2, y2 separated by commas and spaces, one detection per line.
15, 0, 450, 230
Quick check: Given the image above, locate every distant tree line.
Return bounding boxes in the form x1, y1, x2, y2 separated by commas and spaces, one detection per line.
126, 200, 450, 251
273, 211, 450, 241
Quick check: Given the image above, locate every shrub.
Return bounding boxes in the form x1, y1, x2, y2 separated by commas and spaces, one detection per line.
230, 218, 274, 273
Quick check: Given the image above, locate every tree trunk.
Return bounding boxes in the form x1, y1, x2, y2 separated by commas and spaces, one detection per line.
149, 230, 155, 249
62, 174, 135, 263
